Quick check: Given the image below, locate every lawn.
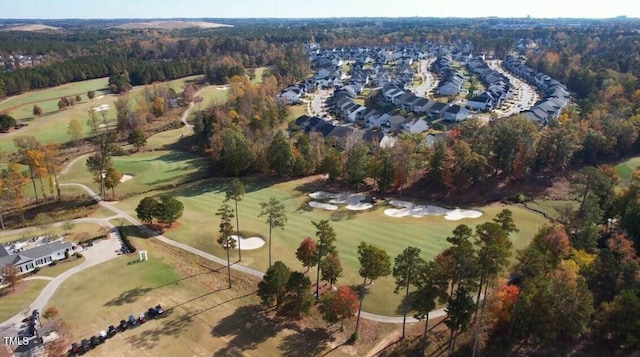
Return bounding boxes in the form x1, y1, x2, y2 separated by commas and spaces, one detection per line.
59, 149, 208, 198
0, 222, 105, 245
287, 103, 308, 121
37, 256, 86, 277
112, 176, 549, 316
250, 67, 268, 84
526, 199, 578, 221
45, 238, 363, 356
0, 280, 49, 323
615, 156, 640, 187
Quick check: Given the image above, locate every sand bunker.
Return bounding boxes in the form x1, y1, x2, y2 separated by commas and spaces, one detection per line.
309, 201, 339, 211
309, 191, 341, 199
385, 201, 482, 220
92, 104, 110, 112
217, 86, 229, 91
229, 235, 265, 250
309, 191, 373, 211
120, 174, 133, 183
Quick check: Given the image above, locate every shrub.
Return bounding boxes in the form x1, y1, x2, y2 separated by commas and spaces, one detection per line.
49, 261, 57, 267
64, 251, 70, 259
118, 227, 136, 253
32, 267, 40, 274
349, 331, 359, 343
514, 192, 527, 203
74, 252, 83, 259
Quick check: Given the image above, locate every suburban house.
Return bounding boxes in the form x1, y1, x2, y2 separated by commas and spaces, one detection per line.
413, 98, 436, 114
0, 241, 73, 283
402, 118, 429, 134
427, 102, 450, 119
503, 54, 570, 125
443, 105, 470, 122
466, 92, 495, 111
276, 86, 303, 105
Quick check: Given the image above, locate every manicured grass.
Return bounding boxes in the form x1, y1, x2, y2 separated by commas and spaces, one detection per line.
526, 200, 578, 221
0, 78, 109, 113
250, 67, 268, 84
113, 177, 549, 316
287, 104, 308, 121
37, 256, 85, 277
196, 85, 229, 107
46, 238, 356, 356
0, 75, 208, 154
615, 156, 640, 187
0, 280, 49, 322
0, 94, 118, 153
145, 128, 187, 150
59, 150, 208, 197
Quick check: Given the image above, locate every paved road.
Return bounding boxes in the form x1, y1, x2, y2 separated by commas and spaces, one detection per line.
414, 58, 437, 97
488, 59, 540, 116
310, 89, 331, 117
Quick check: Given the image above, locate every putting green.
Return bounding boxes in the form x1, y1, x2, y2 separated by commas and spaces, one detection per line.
59, 150, 208, 197
112, 177, 549, 316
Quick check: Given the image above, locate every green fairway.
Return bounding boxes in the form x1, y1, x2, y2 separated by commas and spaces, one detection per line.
615, 156, 640, 187
0, 280, 49, 322
112, 177, 549, 316
0, 75, 206, 153
59, 149, 208, 197
0, 77, 110, 113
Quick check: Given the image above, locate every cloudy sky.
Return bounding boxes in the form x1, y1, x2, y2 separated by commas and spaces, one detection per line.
3, 0, 637, 19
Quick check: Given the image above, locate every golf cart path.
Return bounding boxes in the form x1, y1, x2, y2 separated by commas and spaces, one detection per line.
58, 183, 445, 324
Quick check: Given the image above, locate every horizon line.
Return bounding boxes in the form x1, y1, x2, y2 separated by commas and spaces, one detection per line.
0, 16, 637, 21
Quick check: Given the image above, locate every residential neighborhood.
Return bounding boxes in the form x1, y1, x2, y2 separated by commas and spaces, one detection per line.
283, 40, 566, 151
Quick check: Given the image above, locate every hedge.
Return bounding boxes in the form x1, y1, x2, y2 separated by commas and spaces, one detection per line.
117, 227, 136, 253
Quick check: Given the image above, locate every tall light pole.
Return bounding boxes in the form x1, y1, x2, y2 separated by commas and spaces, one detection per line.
100, 171, 106, 200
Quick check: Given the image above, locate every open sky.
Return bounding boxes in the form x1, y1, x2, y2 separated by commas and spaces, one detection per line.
2, 0, 638, 19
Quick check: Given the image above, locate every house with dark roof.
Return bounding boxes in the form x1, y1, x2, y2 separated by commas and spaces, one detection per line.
428, 102, 450, 119
443, 105, 469, 122
0, 240, 73, 283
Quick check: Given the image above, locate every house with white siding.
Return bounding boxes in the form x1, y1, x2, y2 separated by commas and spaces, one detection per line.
0, 241, 73, 283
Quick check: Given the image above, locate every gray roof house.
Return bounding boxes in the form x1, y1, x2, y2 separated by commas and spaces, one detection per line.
0, 241, 73, 281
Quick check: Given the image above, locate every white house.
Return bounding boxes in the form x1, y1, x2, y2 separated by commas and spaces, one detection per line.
0, 241, 73, 282
276, 87, 302, 105
443, 105, 469, 122
402, 118, 429, 134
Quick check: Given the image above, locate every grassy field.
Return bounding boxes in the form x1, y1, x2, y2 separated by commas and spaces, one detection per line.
0, 280, 49, 323
38, 256, 86, 277
111, 176, 549, 316
59, 150, 208, 198
0, 222, 105, 245
615, 156, 640, 187
526, 199, 578, 221
46, 238, 372, 356
250, 67, 268, 84
287, 104, 308, 121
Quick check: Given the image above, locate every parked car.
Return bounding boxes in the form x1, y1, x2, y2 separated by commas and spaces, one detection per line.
146, 307, 157, 318
138, 313, 146, 324
81, 339, 91, 352
70, 342, 80, 354
99, 330, 107, 341
107, 325, 117, 337
119, 319, 128, 331
128, 314, 137, 326
90, 336, 100, 347
155, 305, 164, 315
